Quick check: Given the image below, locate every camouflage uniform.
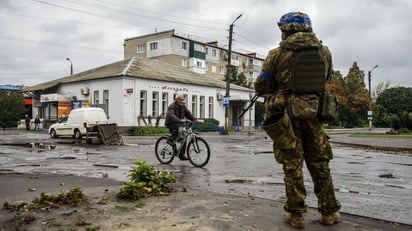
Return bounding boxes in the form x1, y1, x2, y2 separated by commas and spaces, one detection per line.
255, 26, 341, 215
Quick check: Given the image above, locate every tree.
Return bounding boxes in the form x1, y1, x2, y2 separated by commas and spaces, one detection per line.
226, 66, 250, 88
372, 80, 391, 102
325, 70, 345, 125
376, 87, 412, 129
337, 62, 370, 127
0, 90, 26, 130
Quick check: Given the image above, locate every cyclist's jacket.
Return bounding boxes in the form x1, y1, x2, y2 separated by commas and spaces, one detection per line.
165, 102, 195, 126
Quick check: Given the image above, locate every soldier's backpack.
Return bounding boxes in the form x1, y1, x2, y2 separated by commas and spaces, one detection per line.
290, 48, 326, 94
284, 48, 336, 120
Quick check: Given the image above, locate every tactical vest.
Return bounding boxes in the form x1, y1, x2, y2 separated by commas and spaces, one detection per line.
281, 48, 326, 94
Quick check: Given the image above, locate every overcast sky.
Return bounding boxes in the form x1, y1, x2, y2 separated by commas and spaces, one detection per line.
1, 0, 411, 90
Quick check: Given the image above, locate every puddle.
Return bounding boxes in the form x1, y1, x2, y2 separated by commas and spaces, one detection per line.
0, 169, 15, 173
224, 178, 283, 186
253, 151, 273, 155
379, 173, 395, 178
347, 161, 365, 165
385, 185, 405, 189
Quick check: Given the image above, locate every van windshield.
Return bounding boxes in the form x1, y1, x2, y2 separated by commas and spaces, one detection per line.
59, 116, 68, 123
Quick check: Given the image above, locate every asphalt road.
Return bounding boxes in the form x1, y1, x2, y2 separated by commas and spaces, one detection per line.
0, 128, 411, 227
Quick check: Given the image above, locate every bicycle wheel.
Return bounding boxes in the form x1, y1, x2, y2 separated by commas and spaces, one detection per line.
155, 136, 175, 164
187, 137, 210, 167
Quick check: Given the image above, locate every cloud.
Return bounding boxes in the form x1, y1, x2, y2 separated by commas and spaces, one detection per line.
0, 0, 411, 88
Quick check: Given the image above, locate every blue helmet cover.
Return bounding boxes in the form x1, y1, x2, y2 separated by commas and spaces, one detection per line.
279, 12, 311, 26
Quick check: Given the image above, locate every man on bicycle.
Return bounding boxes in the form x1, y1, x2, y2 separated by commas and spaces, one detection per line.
165, 93, 196, 160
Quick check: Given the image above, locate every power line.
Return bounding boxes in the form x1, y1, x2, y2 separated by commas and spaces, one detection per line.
0, 34, 119, 53
30, 0, 269, 55
33, 0, 225, 31
71, 0, 227, 26
0, 70, 67, 76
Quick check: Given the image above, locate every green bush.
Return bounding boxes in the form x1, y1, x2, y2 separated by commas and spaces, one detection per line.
197, 118, 220, 132
387, 114, 402, 130
397, 127, 410, 134
117, 158, 176, 200
127, 126, 169, 136
0, 90, 26, 130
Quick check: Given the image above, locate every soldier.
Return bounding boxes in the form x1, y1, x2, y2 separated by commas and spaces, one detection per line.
254, 12, 341, 229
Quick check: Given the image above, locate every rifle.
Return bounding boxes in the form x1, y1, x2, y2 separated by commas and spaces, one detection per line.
238, 94, 260, 120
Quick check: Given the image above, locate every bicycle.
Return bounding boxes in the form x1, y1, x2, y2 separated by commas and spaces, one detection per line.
155, 120, 210, 167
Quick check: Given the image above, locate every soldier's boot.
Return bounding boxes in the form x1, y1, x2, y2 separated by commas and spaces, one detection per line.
284, 212, 304, 229
320, 211, 341, 226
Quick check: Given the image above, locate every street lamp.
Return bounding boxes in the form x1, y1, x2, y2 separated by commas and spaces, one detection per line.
224, 13, 242, 135
368, 65, 378, 130
66, 57, 73, 75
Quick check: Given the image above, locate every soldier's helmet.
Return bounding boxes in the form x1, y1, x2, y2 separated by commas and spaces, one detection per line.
278, 12, 312, 32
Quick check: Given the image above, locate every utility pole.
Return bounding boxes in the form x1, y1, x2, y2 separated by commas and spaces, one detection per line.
224, 14, 242, 135
368, 65, 378, 131
248, 77, 252, 135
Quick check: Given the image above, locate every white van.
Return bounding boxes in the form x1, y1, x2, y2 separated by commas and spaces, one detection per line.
49, 107, 108, 139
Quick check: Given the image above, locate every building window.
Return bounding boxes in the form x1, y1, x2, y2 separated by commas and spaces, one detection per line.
137, 44, 145, 53
220, 66, 225, 74
212, 65, 216, 73
200, 96, 205, 118
152, 92, 159, 117
208, 97, 214, 118
181, 59, 187, 67
149, 42, 158, 51
94, 91, 99, 104
161, 92, 168, 117
212, 49, 217, 57
194, 43, 205, 52
103, 90, 109, 116
205, 47, 208, 55
192, 95, 197, 118
140, 90, 147, 116
182, 41, 187, 50
196, 61, 202, 68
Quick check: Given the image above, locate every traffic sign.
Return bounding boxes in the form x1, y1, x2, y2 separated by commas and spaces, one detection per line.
223, 95, 230, 107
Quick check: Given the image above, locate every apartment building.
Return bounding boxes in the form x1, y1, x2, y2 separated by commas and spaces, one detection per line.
123, 29, 264, 83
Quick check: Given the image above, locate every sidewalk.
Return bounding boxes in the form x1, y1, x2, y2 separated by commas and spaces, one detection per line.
1, 173, 411, 231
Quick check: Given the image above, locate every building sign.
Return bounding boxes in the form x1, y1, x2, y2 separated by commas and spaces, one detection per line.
126, 88, 133, 94
161, 86, 189, 92
58, 101, 71, 118
40, 93, 58, 103
72, 100, 82, 109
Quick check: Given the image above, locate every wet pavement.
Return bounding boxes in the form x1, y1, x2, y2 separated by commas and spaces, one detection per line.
0, 128, 411, 226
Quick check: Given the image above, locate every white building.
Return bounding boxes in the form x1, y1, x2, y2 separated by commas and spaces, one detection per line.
24, 57, 255, 130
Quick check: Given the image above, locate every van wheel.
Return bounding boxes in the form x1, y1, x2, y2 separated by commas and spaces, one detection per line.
74, 129, 82, 139
50, 129, 58, 138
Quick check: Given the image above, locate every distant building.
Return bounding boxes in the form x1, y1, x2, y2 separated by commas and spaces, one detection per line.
123, 29, 264, 82
24, 57, 254, 130
0, 85, 21, 91
23, 29, 265, 131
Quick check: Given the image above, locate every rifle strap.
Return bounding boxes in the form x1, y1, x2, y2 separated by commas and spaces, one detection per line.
276, 50, 294, 72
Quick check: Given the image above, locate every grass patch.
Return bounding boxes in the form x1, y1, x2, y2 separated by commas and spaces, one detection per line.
3, 187, 88, 211
350, 133, 412, 139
